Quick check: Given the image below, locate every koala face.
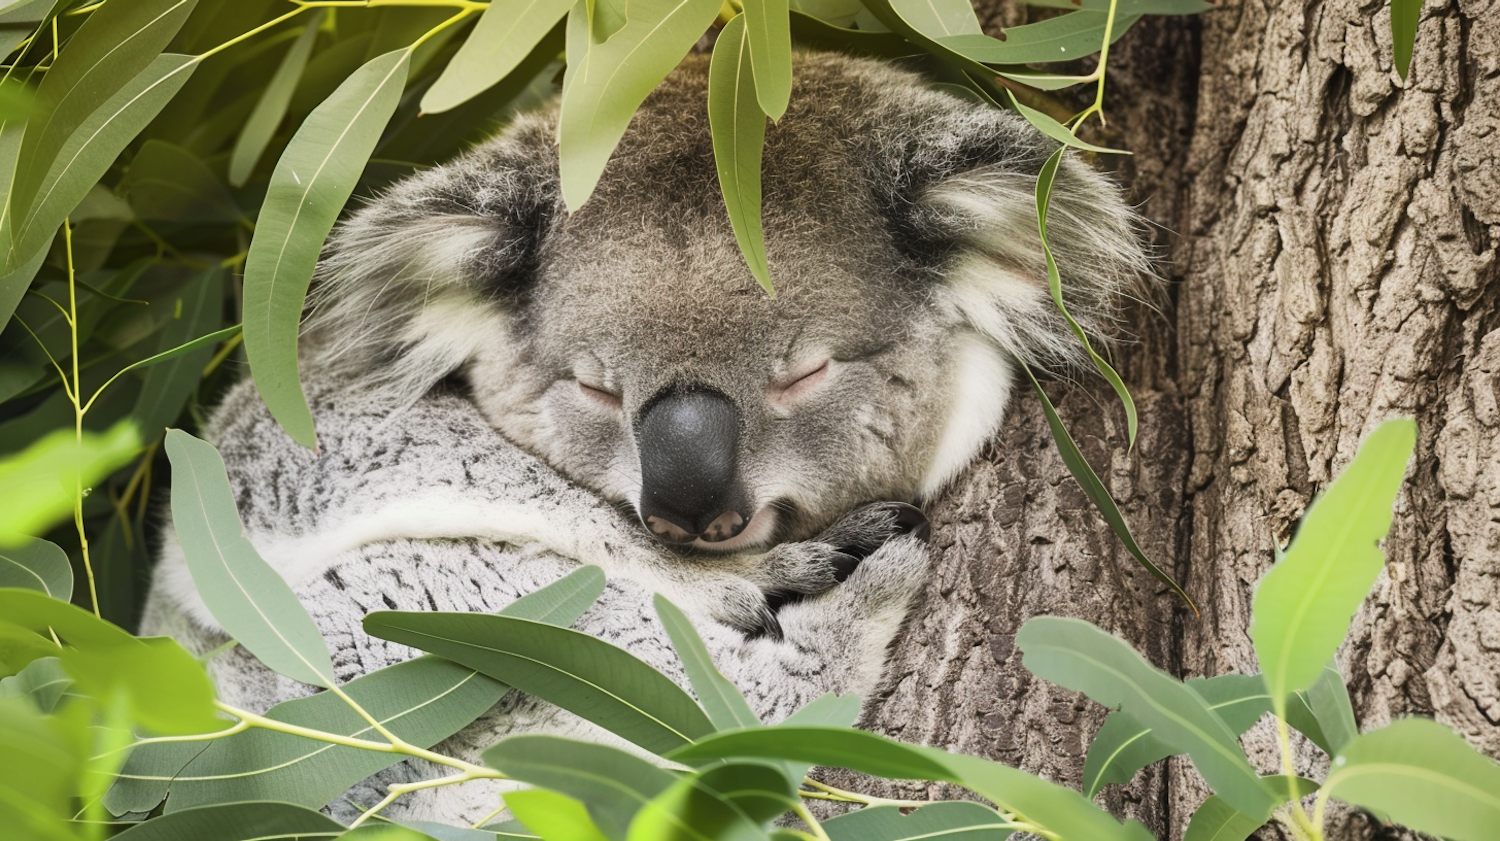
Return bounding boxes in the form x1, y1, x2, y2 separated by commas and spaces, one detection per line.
307, 52, 1145, 552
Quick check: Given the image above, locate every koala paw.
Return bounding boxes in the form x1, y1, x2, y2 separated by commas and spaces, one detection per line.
758, 502, 930, 617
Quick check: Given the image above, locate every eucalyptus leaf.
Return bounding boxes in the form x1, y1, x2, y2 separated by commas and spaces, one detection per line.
421, 0, 571, 114
0, 421, 140, 546
0, 536, 70, 598
0, 656, 73, 712
120, 139, 239, 222
1305, 660, 1357, 755
0, 694, 80, 841
1324, 718, 1500, 841
1023, 0, 1209, 13
0, 0, 56, 59
108, 801, 347, 841
744, 0, 792, 120
1251, 420, 1415, 709
230, 9, 324, 187
654, 593, 759, 731
888, 0, 981, 37
1017, 617, 1273, 816
1180, 795, 1265, 841
131, 269, 227, 441
1390, 0, 1422, 80
822, 802, 1015, 840
556, 0, 721, 209
505, 787, 607, 841
365, 609, 714, 754
695, 761, 799, 823
626, 771, 773, 841
165, 428, 335, 688
243, 49, 410, 449
937, 12, 1141, 66
709, 15, 772, 294
485, 735, 676, 840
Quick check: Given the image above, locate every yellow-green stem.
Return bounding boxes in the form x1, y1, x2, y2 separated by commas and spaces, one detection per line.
1274, 707, 1323, 840
1070, 0, 1119, 132
792, 801, 831, 841
800, 778, 935, 810
63, 220, 102, 617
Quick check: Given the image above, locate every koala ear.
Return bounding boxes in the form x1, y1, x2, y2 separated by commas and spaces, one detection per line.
303, 114, 562, 405
886, 103, 1151, 375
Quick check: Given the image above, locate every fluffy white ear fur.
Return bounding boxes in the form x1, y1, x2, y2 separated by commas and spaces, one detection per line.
921, 332, 1014, 498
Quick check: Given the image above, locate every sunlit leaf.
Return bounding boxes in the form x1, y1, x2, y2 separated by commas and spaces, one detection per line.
695, 762, 798, 824
937, 12, 1140, 65
0, 421, 139, 546
505, 788, 607, 841
0, 694, 80, 841
1304, 660, 1357, 755
1324, 718, 1500, 841
485, 735, 676, 840
626, 770, 773, 841
1251, 420, 1415, 710
0, 536, 69, 598
165, 428, 334, 687
1390, 0, 1423, 80
421, 0, 571, 114
889, 0, 980, 36
708, 15, 771, 294
229, 9, 324, 186
1024, 0, 1208, 12
743, 0, 791, 120
108, 801, 346, 841
823, 802, 1015, 840
243, 49, 410, 449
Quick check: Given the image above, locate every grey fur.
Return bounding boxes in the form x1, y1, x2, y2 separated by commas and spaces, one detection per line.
142, 51, 1146, 825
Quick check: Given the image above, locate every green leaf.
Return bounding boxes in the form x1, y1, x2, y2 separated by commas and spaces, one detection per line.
0, 421, 140, 546
936, 12, 1140, 65
655, 594, 759, 731
1390, 0, 1422, 80
1083, 673, 1271, 797
14, 53, 199, 260
8, 0, 198, 231
889, 0, 981, 37
485, 735, 677, 840
556, 0, 721, 210
120, 139, 239, 223
1017, 617, 1273, 817
0, 588, 222, 734
695, 761, 798, 823
1181, 795, 1263, 841
421, 0, 571, 114
0, 694, 80, 841
626, 771, 773, 841
708, 15, 772, 294
1024, 369, 1192, 611
1305, 661, 1357, 754
108, 801, 347, 841
1023, 0, 1209, 13
781, 692, 861, 728
506, 788, 608, 841
822, 802, 1015, 840
0, 0, 57, 59
229, 9, 324, 186
1282, 692, 1331, 755
243, 49, 410, 449
403, 820, 523, 841
669, 727, 1152, 841
1324, 718, 1500, 841
365, 610, 714, 754
1250, 420, 1415, 710
165, 428, 334, 687
787, 11, 913, 58
131, 269, 227, 441
0, 537, 70, 599
743, 0, 792, 120
0, 238, 46, 332
0, 656, 74, 713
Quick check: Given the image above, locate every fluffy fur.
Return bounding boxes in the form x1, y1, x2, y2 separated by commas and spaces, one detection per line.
141, 51, 1147, 824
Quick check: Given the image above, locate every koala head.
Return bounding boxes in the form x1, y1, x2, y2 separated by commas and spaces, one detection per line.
306, 52, 1147, 552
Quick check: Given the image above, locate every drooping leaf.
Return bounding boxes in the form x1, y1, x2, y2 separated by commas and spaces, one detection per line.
1390, 0, 1423, 81
1023, 0, 1209, 12
0, 421, 140, 546
822, 802, 1015, 840
1017, 617, 1273, 817
243, 49, 410, 449
165, 428, 334, 687
0, 656, 74, 713
787, 11, 912, 58
365, 609, 714, 754
1181, 795, 1265, 841
229, 9, 324, 186
888, 0, 981, 37
120, 139, 239, 223
1324, 718, 1500, 841
694, 761, 798, 823
0, 588, 222, 734
505, 788, 608, 841
1305, 660, 1358, 755
626, 770, 774, 841
108, 567, 606, 815
131, 270, 227, 442
1251, 420, 1415, 709
0, 694, 80, 841
0, 537, 69, 598
743, 0, 792, 120
556, 0, 721, 209
485, 735, 677, 840
1083, 673, 1271, 797
708, 14, 771, 294
937, 12, 1141, 66
108, 801, 346, 841
421, 0, 571, 114
13, 53, 199, 260
0, 0, 57, 59
655, 589, 758, 732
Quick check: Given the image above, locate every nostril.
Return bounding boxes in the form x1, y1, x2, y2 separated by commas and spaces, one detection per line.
698, 510, 747, 543
645, 515, 695, 544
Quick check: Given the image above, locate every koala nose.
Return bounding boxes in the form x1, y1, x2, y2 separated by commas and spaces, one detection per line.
636, 387, 751, 544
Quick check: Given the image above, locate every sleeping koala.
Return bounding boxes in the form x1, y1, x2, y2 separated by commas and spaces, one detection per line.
141, 51, 1145, 825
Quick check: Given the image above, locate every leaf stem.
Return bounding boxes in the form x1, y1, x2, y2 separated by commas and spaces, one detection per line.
1070, 0, 1119, 132
62, 218, 102, 618
792, 801, 831, 841
1274, 704, 1323, 840
799, 779, 934, 809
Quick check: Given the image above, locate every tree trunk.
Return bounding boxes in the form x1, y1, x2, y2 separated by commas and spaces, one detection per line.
832, 1, 1500, 838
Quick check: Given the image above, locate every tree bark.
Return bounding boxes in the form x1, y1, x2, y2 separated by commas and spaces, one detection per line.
837, 1, 1500, 838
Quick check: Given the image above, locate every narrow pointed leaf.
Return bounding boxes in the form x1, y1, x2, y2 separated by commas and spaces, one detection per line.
421, 0, 572, 114
229, 10, 324, 186
1018, 617, 1273, 816
557, 0, 721, 209
709, 14, 771, 293
0, 694, 80, 841
1251, 420, 1415, 708
121, 139, 239, 222
1324, 718, 1500, 841
1305, 660, 1357, 754
627, 771, 773, 841
888, 0, 980, 36
243, 49, 410, 449
131, 270, 228, 441
936, 12, 1140, 65
822, 802, 1015, 840
165, 428, 334, 687
485, 735, 676, 840
0, 0, 57, 58
781, 692, 861, 728
654, 593, 759, 731
365, 609, 714, 754
0, 657, 73, 713
0, 537, 70, 598
1182, 779, 1320, 841
743, 0, 791, 120
1390, 0, 1422, 80
108, 801, 346, 841
1024, 0, 1208, 12
695, 762, 798, 823
506, 788, 610, 841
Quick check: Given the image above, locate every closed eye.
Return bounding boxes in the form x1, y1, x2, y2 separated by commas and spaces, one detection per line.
578, 380, 623, 408
773, 360, 830, 404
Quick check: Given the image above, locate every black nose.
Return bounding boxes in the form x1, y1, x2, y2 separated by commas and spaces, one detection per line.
636, 387, 751, 544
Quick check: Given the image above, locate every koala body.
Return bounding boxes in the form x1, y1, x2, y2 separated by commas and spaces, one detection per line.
141, 51, 1144, 825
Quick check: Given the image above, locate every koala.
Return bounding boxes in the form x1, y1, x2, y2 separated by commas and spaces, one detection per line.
139, 51, 1145, 826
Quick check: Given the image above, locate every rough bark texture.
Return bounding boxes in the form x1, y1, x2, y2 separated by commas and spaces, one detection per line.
838, 1, 1500, 839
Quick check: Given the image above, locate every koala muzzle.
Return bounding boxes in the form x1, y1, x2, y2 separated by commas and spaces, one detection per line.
637, 387, 752, 545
